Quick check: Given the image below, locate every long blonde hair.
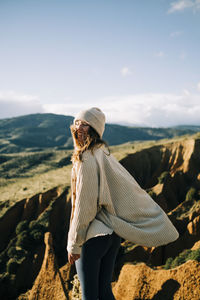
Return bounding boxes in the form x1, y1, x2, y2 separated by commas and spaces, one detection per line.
70, 124, 110, 163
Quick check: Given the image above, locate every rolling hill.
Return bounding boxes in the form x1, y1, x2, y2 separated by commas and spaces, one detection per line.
0, 113, 199, 153
0, 133, 200, 299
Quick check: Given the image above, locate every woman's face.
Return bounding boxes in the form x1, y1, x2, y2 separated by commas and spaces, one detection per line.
74, 120, 90, 144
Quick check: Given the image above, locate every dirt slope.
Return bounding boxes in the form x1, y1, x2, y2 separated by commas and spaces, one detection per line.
28, 232, 68, 300
23, 234, 200, 300
1, 135, 200, 299
113, 260, 200, 300
120, 138, 200, 211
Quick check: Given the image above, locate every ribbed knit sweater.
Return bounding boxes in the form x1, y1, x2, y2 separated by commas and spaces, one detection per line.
67, 145, 179, 255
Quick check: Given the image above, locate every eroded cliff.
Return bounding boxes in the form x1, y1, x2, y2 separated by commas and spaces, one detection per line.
0, 136, 200, 299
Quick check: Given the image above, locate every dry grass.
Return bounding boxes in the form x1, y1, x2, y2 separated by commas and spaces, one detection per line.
0, 164, 71, 217
110, 132, 199, 161
1, 131, 199, 210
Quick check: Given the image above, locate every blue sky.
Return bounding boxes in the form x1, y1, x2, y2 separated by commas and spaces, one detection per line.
0, 0, 200, 126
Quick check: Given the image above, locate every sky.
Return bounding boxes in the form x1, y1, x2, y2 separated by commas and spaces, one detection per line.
0, 0, 200, 127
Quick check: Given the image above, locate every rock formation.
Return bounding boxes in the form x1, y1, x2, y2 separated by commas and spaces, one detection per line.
113, 260, 200, 300
28, 232, 68, 300
0, 136, 199, 299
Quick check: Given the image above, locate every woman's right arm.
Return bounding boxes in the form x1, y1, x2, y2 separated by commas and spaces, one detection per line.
67, 153, 99, 255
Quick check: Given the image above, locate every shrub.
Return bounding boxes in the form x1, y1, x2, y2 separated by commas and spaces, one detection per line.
185, 187, 197, 202
158, 171, 169, 184
29, 220, 47, 233
0, 251, 8, 272
148, 191, 156, 199
7, 246, 27, 260
16, 231, 33, 250
6, 258, 19, 274
0, 257, 5, 270
7, 247, 18, 258
16, 220, 29, 235
0, 272, 10, 286
164, 257, 173, 270
187, 248, 200, 262
29, 230, 44, 244
164, 248, 200, 270
171, 256, 184, 268
171, 249, 191, 268
71, 274, 82, 299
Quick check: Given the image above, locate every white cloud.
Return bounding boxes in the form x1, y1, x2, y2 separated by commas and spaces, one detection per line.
1, 91, 200, 127
155, 51, 165, 58
168, 0, 200, 13
179, 51, 187, 60
121, 67, 133, 77
98, 93, 200, 127
183, 89, 190, 96
170, 31, 183, 38
42, 93, 200, 127
197, 81, 200, 91
0, 91, 44, 119
43, 103, 86, 118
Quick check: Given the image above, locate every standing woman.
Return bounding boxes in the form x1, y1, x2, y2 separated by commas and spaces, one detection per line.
67, 107, 121, 300
67, 107, 179, 300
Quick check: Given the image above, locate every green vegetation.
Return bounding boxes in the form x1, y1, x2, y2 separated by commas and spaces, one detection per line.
148, 190, 157, 199
7, 247, 27, 260
0, 113, 73, 153
16, 220, 29, 235
71, 274, 82, 299
163, 257, 173, 269
0, 116, 198, 298
0, 127, 199, 206
185, 187, 197, 201
0, 150, 72, 206
29, 220, 48, 244
16, 230, 33, 250
0, 200, 60, 300
6, 258, 20, 274
158, 171, 169, 184
0, 150, 72, 180
15, 219, 48, 250
0, 253, 7, 270
29, 220, 48, 233
36, 200, 55, 228
1, 217, 49, 277
104, 123, 198, 147
169, 192, 200, 219
164, 248, 200, 269
29, 230, 44, 244
0, 113, 199, 154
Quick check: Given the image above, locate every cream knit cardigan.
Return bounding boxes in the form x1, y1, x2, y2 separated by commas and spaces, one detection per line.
67, 145, 179, 254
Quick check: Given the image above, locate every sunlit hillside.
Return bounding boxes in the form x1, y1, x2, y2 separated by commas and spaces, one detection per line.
0, 131, 200, 299
0, 113, 199, 153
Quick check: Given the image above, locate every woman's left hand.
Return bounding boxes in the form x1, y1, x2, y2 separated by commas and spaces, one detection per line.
68, 252, 80, 264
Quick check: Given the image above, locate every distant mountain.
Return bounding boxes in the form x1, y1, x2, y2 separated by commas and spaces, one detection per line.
172, 125, 200, 131
0, 113, 73, 153
0, 113, 199, 153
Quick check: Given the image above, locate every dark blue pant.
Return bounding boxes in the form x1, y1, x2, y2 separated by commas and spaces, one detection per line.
75, 231, 121, 300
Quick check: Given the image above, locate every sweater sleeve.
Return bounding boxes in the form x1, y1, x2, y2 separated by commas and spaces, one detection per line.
67, 152, 99, 254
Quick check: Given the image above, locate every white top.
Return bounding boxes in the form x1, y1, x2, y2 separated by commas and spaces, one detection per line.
67, 145, 179, 254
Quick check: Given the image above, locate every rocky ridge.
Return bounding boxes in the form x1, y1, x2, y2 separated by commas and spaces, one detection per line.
0, 136, 200, 299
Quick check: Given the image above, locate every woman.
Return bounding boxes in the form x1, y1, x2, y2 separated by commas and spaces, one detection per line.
67, 107, 179, 300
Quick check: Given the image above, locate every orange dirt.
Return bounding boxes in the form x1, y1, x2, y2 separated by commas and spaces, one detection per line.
113, 260, 200, 300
